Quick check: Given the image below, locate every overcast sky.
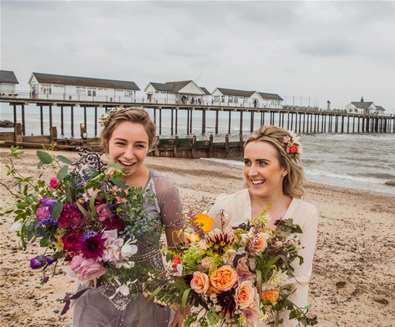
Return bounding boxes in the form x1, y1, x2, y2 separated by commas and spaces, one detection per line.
1, 0, 395, 112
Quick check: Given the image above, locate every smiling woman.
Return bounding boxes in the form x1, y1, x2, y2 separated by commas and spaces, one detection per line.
209, 125, 319, 326
72, 107, 185, 327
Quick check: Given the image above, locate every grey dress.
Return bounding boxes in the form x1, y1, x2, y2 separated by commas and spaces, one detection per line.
73, 170, 184, 327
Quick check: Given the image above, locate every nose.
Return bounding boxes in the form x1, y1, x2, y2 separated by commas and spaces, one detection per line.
123, 146, 135, 160
247, 164, 259, 177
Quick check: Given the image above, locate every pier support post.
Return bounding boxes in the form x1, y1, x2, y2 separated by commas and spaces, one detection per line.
202, 109, 206, 135
239, 111, 243, 137
250, 111, 254, 132
171, 108, 174, 136
60, 105, 64, 136
71, 105, 74, 137
189, 109, 193, 134
94, 106, 98, 137
175, 109, 178, 135
228, 111, 232, 135
21, 104, 25, 135
49, 104, 53, 131
159, 108, 162, 136
187, 109, 190, 135
215, 110, 219, 135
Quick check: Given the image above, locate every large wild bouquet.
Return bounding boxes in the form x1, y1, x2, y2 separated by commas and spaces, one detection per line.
147, 210, 317, 326
4, 147, 157, 311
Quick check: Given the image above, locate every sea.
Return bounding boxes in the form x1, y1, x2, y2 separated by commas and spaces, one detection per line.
1, 104, 395, 195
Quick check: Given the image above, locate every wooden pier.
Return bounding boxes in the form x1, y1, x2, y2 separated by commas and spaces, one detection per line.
1, 96, 394, 137
0, 96, 394, 159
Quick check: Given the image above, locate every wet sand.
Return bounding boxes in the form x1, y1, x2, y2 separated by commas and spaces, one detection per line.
0, 149, 394, 327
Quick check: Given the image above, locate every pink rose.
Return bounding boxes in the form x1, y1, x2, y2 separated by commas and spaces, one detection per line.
236, 257, 255, 282
235, 280, 256, 309
249, 233, 267, 253
70, 255, 106, 281
190, 271, 209, 294
49, 176, 59, 189
36, 206, 51, 221
96, 204, 112, 222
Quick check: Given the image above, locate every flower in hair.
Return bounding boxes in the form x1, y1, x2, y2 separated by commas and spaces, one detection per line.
99, 106, 125, 128
282, 131, 302, 158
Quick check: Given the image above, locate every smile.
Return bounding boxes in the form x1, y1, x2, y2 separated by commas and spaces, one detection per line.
250, 179, 265, 185
119, 160, 136, 167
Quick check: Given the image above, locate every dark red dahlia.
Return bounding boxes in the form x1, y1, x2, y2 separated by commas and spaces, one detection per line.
102, 215, 125, 231
81, 232, 105, 259
61, 231, 83, 253
58, 204, 84, 230
217, 290, 236, 318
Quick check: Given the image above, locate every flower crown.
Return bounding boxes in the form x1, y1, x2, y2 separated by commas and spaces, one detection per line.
99, 106, 125, 128
282, 131, 303, 159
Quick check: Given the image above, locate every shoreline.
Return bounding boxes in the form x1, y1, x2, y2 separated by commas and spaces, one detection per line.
0, 149, 394, 327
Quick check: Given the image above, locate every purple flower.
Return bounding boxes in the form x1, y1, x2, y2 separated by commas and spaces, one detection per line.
45, 256, 57, 265
81, 233, 105, 259
30, 256, 47, 269
39, 197, 57, 207
96, 204, 113, 222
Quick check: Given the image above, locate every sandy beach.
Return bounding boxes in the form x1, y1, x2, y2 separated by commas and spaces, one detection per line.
0, 148, 394, 327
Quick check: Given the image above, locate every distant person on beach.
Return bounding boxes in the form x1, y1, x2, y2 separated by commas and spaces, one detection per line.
209, 125, 319, 326
73, 107, 184, 327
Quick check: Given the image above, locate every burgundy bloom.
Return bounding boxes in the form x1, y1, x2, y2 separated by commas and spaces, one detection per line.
61, 231, 83, 253
81, 232, 105, 259
102, 215, 125, 231
96, 203, 113, 222
58, 204, 84, 230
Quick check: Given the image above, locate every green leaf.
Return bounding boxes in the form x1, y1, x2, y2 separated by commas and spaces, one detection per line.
52, 202, 64, 219
207, 310, 220, 325
37, 150, 53, 165
57, 165, 69, 181
89, 191, 97, 218
10, 146, 23, 159
111, 177, 127, 188
181, 288, 191, 310
76, 202, 90, 219
56, 155, 73, 165
256, 269, 262, 294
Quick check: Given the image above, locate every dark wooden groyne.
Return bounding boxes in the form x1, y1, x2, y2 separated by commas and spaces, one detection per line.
1, 96, 394, 137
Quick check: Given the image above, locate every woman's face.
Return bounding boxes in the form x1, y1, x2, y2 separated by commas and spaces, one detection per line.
107, 121, 150, 177
243, 141, 287, 199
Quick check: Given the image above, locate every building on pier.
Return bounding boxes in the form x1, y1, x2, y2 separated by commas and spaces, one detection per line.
211, 87, 283, 108
346, 97, 386, 115
0, 70, 19, 96
144, 80, 208, 105
28, 72, 140, 102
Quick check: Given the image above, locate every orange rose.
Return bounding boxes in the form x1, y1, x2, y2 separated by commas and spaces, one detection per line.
249, 232, 267, 253
210, 265, 238, 292
261, 288, 280, 304
235, 280, 256, 309
190, 271, 209, 294
193, 214, 214, 233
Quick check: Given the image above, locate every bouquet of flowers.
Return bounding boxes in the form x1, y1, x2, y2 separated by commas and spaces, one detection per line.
146, 210, 317, 326
5, 147, 158, 312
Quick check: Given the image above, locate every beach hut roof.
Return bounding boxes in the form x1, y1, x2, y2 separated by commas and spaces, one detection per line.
257, 92, 283, 101
351, 101, 374, 110
31, 72, 140, 90
0, 70, 19, 84
375, 105, 386, 111
149, 80, 193, 93
200, 87, 211, 95
216, 88, 255, 97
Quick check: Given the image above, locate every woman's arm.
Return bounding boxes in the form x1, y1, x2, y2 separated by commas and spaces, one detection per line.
280, 204, 320, 326
154, 175, 184, 247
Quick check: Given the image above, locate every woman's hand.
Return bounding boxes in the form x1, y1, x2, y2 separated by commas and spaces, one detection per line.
170, 305, 190, 327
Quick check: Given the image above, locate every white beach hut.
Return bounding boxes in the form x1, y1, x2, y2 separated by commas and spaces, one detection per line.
0, 70, 19, 96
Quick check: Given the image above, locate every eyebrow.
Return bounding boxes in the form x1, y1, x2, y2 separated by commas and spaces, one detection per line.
113, 138, 147, 144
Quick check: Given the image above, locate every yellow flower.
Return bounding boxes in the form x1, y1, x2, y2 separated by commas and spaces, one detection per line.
184, 232, 201, 243
192, 213, 214, 233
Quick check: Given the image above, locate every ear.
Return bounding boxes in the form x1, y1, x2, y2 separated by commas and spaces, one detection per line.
282, 169, 288, 178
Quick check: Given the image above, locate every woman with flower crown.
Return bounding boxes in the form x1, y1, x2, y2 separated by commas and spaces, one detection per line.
72, 107, 184, 327
208, 125, 319, 326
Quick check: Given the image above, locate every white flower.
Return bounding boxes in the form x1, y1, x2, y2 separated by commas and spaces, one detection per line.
9, 221, 23, 232
121, 239, 138, 258
102, 230, 124, 263
118, 284, 130, 297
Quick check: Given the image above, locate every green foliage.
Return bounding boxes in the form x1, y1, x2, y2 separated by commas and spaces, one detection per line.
36, 150, 53, 165
56, 166, 69, 181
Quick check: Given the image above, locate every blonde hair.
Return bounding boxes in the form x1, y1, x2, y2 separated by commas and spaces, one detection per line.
245, 125, 304, 198
101, 107, 156, 153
